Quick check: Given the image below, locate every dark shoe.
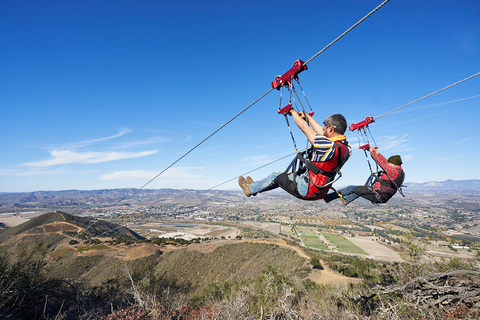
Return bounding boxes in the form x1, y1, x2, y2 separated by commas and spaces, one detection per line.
238, 176, 251, 197
323, 192, 338, 203
246, 176, 256, 196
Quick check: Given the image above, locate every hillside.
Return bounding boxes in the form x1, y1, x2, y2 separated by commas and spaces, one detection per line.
0, 211, 142, 242
1, 210, 479, 319
0, 212, 308, 293
1, 185, 480, 319
44, 241, 308, 294
0, 213, 320, 318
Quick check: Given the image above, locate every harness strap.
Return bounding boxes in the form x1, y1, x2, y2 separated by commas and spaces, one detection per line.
296, 152, 337, 178
335, 140, 347, 168
276, 140, 349, 201
378, 177, 396, 188
372, 170, 406, 199
296, 140, 348, 177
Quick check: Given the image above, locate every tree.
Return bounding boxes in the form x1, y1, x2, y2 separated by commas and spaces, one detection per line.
400, 235, 429, 277
310, 258, 323, 270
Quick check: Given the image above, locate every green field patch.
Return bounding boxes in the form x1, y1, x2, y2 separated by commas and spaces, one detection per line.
322, 232, 368, 255
298, 227, 328, 250
50, 247, 75, 260
77, 244, 111, 253
206, 228, 231, 237
281, 226, 297, 237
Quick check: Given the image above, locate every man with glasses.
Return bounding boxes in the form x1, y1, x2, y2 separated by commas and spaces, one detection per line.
238, 110, 351, 200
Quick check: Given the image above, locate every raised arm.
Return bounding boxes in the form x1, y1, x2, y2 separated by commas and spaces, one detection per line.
369, 147, 388, 167
290, 110, 317, 144
303, 112, 324, 134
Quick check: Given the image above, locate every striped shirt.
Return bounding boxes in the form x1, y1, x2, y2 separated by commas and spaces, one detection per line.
311, 134, 351, 162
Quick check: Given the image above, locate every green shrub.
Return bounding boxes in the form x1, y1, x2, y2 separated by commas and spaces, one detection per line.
310, 257, 323, 270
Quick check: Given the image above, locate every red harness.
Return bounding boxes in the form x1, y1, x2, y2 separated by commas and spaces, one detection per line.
275, 140, 350, 201
304, 140, 350, 200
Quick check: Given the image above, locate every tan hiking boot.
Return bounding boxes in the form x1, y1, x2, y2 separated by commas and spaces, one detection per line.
339, 196, 348, 206
246, 176, 256, 196
238, 176, 251, 197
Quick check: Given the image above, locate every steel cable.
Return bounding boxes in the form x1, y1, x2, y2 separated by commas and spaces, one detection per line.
120, 0, 392, 201
374, 72, 480, 120
210, 72, 480, 190
304, 0, 391, 66
80, 0, 395, 235
207, 150, 300, 190
121, 88, 273, 202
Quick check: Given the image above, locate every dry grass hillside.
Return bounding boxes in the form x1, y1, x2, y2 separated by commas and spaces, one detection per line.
1, 212, 479, 319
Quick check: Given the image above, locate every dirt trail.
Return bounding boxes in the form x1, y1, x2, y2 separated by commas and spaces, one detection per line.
247, 239, 362, 285
189, 238, 362, 285
56, 236, 361, 285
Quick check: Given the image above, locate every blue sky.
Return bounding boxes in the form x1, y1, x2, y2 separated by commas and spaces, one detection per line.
1, 0, 479, 193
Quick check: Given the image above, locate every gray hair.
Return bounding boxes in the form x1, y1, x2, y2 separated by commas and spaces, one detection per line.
324, 114, 347, 134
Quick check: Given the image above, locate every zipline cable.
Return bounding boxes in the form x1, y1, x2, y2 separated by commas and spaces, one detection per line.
209, 72, 480, 190
207, 150, 300, 190
374, 71, 480, 120
121, 88, 273, 203
122, 0, 391, 201
304, 0, 391, 66
79, 0, 394, 236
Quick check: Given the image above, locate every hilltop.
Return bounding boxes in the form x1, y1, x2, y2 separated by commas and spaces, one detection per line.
0, 211, 355, 318
0, 211, 350, 289
0, 211, 142, 243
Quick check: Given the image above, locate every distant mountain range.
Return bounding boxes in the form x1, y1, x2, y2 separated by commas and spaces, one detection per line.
0, 179, 478, 209
0, 188, 236, 209
404, 179, 480, 191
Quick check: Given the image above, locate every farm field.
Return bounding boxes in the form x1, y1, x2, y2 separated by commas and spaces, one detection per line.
322, 232, 368, 255
347, 235, 403, 262
297, 227, 329, 250
280, 225, 297, 238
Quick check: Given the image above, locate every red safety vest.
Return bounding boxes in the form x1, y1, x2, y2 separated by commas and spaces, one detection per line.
304, 139, 350, 200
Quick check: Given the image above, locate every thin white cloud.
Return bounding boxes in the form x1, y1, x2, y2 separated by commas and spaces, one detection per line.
401, 95, 480, 113
453, 137, 473, 146
375, 95, 480, 121
348, 135, 409, 152
0, 168, 16, 175
378, 135, 409, 151
0, 167, 68, 177
240, 155, 277, 166
195, 145, 227, 153
418, 155, 460, 163
380, 109, 452, 129
98, 167, 203, 181
458, 31, 480, 53
21, 149, 158, 167
113, 136, 171, 149
51, 128, 132, 149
